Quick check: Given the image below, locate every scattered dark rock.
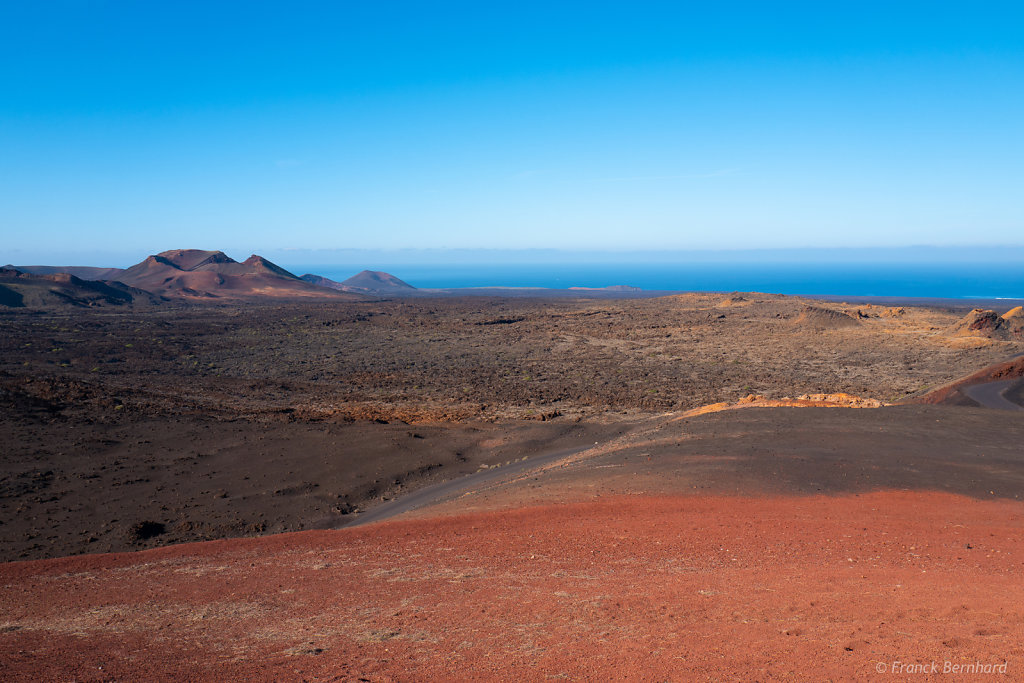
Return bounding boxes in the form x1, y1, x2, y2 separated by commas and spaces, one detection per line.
128, 521, 166, 541
475, 317, 525, 325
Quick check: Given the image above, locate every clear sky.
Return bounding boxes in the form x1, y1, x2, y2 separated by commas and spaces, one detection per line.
2, 1, 1023, 264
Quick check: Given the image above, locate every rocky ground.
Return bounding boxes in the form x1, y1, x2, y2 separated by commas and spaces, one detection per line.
2, 294, 1024, 679
0, 413, 623, 561
1, 295, 1021, 562
1, 294, 1017, 423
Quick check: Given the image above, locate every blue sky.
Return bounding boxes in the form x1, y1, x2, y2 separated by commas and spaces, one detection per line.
2, 1, 1023, 264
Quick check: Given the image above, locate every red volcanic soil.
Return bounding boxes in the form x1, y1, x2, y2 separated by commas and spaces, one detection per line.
1, 492, 1021, 681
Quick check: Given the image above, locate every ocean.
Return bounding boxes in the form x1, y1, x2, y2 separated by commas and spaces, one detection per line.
283, 262, 1024, 300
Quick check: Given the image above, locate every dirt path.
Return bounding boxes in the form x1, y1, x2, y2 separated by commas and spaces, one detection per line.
346, 399, 1024, 529
342, 443, 595, 527
964, 378, 1024, 410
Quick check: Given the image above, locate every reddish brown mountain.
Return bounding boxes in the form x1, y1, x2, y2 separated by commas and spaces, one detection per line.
4, 264, 125, 281
339, 269, 416, 293
117, 250, 364, 300
301, 269, 416, 294
299, 273, 344, 289
0, 268, 158, 308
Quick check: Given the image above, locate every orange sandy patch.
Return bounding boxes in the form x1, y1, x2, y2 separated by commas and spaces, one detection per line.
678, 392, 886, 417
1, 491, 1022, 681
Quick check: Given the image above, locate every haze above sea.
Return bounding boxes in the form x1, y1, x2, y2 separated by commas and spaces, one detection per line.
286, 261, 1024, 300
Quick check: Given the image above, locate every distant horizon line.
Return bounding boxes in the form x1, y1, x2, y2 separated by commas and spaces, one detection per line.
7, 243, 1024, 269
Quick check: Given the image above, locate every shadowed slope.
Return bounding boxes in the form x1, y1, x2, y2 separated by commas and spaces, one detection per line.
0, 268, 158, 308
4, 265, 125, 281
